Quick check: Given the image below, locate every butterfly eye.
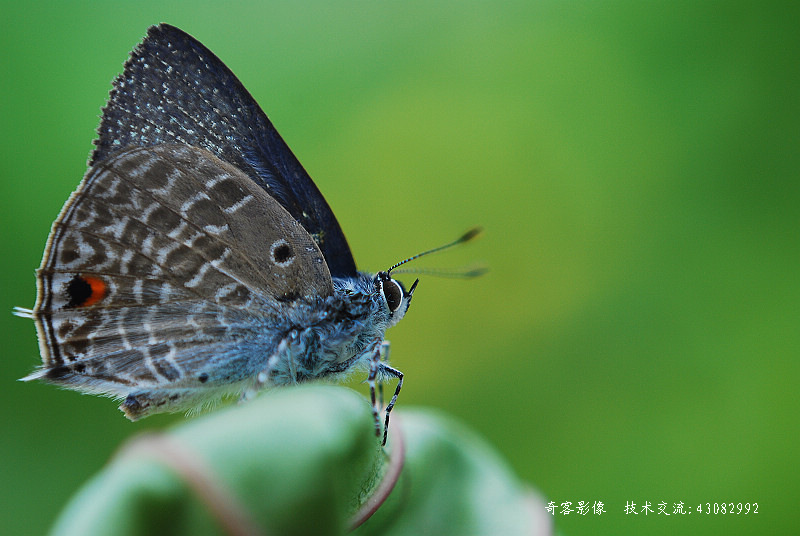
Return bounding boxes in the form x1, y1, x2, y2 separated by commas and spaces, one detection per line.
375, 272, 405, 314
384, 279, 404, 313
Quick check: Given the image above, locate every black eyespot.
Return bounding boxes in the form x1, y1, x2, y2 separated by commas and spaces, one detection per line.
65, 275, 92, 308
64, 274, 107, 308
198, 373, 209, 383
270, 239, 295, 266
274, 243, 293, 263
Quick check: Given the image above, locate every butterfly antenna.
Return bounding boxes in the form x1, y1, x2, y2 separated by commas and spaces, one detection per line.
387, 227, 483, 274
389, 263, 488, 279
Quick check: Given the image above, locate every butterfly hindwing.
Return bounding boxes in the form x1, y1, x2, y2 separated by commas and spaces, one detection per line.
90, 23, 357, 278
29, 144, 332, 404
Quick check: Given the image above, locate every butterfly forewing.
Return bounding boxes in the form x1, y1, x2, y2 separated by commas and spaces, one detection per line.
30, 144, 332, 401
91, 23, 357, 278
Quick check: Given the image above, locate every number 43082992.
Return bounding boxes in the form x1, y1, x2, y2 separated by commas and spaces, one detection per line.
697, 503, 758, 514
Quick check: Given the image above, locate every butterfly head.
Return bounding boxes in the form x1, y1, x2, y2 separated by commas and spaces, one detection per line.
375, 271, 419, 327
372, 227, 484, 327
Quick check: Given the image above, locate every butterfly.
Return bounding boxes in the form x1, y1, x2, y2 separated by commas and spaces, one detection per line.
16, 24, 479, 444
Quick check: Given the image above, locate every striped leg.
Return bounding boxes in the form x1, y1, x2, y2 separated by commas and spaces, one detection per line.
378, 362, 403, 446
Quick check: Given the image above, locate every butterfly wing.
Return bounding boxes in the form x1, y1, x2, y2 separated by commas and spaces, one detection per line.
26, 144, 331, 415
91, 23, 357, 278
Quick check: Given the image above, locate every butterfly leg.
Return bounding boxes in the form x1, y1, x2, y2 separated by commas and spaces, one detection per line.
367, 342, 383, 439
378, 341, 390, 407
378, 362, 403, 446
240, 339, 287, 403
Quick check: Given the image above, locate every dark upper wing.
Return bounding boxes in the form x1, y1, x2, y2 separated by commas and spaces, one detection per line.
91, 23, 357, 278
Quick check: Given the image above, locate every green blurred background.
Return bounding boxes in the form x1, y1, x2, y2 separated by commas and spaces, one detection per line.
2, 2, 797, 534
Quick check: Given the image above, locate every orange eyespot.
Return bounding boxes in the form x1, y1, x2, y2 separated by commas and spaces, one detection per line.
65, 274, 107, 308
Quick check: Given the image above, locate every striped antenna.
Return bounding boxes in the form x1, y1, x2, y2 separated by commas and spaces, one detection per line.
389, 263, 488, 279
387, 227, 483, 274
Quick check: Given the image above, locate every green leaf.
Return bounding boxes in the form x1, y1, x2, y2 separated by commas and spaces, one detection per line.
49, 386, 549, 535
